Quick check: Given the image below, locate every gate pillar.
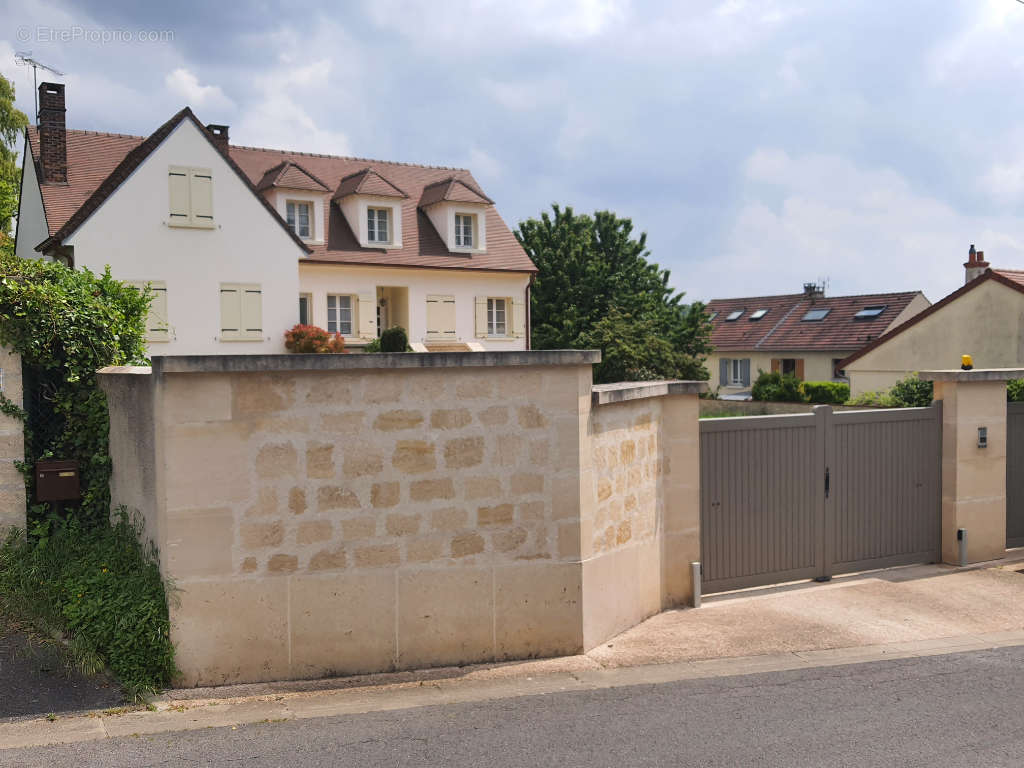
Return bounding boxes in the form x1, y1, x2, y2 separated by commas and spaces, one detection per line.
922, 368, 1022, 565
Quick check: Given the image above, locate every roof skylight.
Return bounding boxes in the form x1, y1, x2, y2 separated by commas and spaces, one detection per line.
802, 308, 830, 322
725, 310, 744, 321
854, 305, 886, 319
749, 309, 768, 321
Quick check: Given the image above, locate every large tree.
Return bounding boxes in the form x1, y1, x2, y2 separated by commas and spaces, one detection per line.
516, 204, 711, 383
0, 76, 29, 254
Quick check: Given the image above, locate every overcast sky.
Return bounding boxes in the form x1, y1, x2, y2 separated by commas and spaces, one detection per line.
3, 0, 1024, 304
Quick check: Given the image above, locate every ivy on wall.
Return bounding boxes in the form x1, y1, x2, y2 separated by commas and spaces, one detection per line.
0, 254, 149, 523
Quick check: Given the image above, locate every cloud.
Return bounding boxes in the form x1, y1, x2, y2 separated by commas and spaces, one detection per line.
689, 148, 1024, 303
164, 68, 234, 110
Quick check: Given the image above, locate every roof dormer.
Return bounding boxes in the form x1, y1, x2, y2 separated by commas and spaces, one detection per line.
333, 168, 408, 250
419, 177, 492, 254
257, 161, 331, 246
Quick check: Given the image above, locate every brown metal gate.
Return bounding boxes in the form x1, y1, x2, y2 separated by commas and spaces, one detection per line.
1008, 402, 1024, 548
700, 403, 942, 593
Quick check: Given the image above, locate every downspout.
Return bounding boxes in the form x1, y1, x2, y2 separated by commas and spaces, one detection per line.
526, 275, 534, 350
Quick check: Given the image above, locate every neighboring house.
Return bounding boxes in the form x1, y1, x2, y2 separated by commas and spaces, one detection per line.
14, 83, 535, 355
705, 284, 930, 398
841, 247, 1024, 396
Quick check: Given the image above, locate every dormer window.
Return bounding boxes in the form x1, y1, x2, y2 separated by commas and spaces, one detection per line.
286, 201, 311, 239
455, 214, 475, 248
367, 207, 390, 244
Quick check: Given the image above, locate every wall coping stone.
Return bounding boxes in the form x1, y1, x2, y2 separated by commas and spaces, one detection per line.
920, 368, 1024, 383
98, 350, 601, 377
592, 380, 708, 406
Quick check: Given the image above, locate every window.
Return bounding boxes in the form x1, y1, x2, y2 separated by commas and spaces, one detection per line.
487, 298, 507, 336
832, 358, 846, 379
720, 358, 750, 387
327, 294, 354, 336
855, 305, 886, 319
725, 310, 743, 321
168, 166, 214, 228
426, 295, 457, 339
287, 201, 312, 239
130, 281, 170, 342
455, 213, 475, 248
298, 294, 311, 325
802, 308, 830, 321
367, 207, 390, 243
749, 309, 769, 321
220, 284, 262, 341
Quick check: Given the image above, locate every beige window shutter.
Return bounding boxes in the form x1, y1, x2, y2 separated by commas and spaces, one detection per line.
220, 285, 241, 340
474, 296, 488, 338
189, 168, 214, 227
242, 286, 263, 338
168, 167, 190, 224
357, 293, 375, 338
426, 295, 456, 339
511, 296, 526, 338
149, 282, 169, 340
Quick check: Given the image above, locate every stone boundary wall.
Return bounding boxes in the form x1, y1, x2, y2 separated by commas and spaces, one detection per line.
0, 346, 25, 533
99, 353, 704, 686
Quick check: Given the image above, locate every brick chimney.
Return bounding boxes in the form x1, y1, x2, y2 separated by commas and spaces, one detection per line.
964, 243, 990, 284
206, 124, 230, 155
37, 82, 67, 184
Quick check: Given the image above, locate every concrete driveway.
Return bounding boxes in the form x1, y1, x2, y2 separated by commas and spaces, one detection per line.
589, 555, 1024, 668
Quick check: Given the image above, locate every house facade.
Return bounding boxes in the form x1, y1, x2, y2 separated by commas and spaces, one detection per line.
841, 248, 1024, 396
14, 83, 535, 355
705, 284, 930, 397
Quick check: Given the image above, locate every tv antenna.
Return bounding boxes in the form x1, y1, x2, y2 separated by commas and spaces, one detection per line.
14, 52, 64, 119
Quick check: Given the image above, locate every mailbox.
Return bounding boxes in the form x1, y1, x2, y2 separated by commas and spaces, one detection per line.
35, 459, 80, 502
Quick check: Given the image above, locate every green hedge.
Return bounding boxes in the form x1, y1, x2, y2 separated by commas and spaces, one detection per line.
751, 370, 804, 402
0, 510, 177, 698
802, 381, 850, 405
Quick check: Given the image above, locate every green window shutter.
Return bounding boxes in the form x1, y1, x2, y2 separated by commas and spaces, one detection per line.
741, 359, 751, 387
719, 358, 729, 386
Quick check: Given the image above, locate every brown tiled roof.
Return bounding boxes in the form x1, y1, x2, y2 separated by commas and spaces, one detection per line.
707, 289, 925, 353
419, 177, 493, 207
27, 110, 311, 255
256, 160, 330, 193
839, 269, 1024, 368
25, 126, 144, 237
26, 110, 537, 273
333, 168, 408, 200
229, 145, 535, 272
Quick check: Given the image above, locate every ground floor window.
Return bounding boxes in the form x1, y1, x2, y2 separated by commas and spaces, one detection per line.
299, 294, 311, 326
487, 297, 507, 336
327, 294, 353, 336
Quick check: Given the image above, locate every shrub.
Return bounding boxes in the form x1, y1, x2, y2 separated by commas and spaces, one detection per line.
751, 370, 805, 402
888, 373, 933, 407
283, 324, 346, 354
1009, 379, 1024, 402
0, 509, 176, 698
803, 381, 850, 405
379, 325, 410, 352
847, 390, 894, 407
0, 255, 149, 524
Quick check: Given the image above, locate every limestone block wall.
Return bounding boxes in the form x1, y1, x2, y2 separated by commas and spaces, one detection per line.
0, 346, 25, 533
100, 353, 704, 686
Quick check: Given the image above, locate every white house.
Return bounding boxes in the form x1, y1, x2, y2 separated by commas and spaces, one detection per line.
14, 83, 536, 355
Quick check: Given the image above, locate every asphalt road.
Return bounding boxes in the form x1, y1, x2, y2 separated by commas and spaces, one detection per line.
7, 646, 1024, 767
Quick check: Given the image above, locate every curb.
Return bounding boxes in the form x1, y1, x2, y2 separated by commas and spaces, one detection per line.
4, 629, 1024, 751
